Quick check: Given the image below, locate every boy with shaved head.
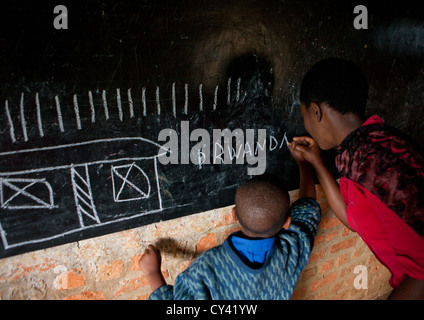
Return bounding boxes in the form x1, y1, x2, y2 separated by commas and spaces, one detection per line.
139, 147, 321, 300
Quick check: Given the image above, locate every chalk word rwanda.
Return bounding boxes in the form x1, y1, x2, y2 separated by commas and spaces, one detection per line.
157, 121, 289, 175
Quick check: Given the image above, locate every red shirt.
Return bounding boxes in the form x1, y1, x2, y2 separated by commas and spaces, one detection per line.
337, 115, 424, 288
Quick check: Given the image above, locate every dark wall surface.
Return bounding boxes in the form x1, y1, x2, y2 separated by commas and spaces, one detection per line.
0, 0, 423, 257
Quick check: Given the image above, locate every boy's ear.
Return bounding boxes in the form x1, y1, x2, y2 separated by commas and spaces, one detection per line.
232, 207, 238, 222
282, 216, 292, 230
310, 102, 323, 123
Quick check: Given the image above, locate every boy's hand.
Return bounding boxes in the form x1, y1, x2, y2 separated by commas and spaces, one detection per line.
139, 244, 166, 291
139, 244, 162, 277
290, 137, 323, 168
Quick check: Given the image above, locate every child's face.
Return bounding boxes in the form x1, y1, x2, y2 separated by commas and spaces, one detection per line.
300, 102, 334, 150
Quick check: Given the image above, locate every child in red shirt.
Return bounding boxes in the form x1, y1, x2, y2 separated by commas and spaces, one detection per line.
290, 58, 424, 299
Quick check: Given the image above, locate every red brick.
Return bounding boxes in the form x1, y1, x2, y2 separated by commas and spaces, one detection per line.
136, 293, 151, 300
13, 259, 57, 280
370, 263, 382, 274
317, 200, 330, 214
319, 215, 341, 230
330, 237, 357, 253
114, 269, 168, 297
65, 291, 105, 300
336, 253, 350, 267
214, 208, 237, 228
97, 260, 123, 281
340, 227, 352, 237
330, 280, 344, 295
302, 266, 317, 278
315, 185, 325, 200
131, 254, 142, 271
352, 246, 365, 258
114, 275, 149, 297
340, 266, 353, 278
315, 229, 338, 244
309, 272, 338, 292
196, 233, 217, 252
55, 268, 85, 291
308, 247, 327, 263
320, 260, 334, 273
316, 290, 328, 299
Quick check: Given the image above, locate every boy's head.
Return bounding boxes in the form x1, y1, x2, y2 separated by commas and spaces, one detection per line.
233, 174, 291, 238
299, 58, 368, 149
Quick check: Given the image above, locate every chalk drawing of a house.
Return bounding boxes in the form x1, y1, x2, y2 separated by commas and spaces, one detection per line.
0, 137, 167, 250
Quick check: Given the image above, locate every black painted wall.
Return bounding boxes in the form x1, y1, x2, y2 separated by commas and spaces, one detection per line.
0, 0, 423, 257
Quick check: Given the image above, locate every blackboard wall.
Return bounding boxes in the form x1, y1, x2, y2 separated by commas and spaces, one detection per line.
0, 0, 423, 258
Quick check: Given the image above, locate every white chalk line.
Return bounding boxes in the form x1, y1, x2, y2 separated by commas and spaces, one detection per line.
0, 177, 55, 210
5, 100, 16, 143
35, 93, 44, 137
55, 95, 65, 132
20, 93, 28, 142
184, 83, 188, 115
102, 89, 109, 120
199, 83, 203, 111
128, 88, 134, 118
116, 88, 123, 121
0, 137, 169, 177
3, 80, 234, 143
88, 90, 95, 123
111, 162, 151, 202
172, 82, 176, 118
0, 136, 167, 156
0, 207, 164, 250
156, 86, 161, 116
0, 157, 164, 250
71, 164, 100, 227
142, 87, 147, 116
73, 94, 82, 130
213, 85, 219, 111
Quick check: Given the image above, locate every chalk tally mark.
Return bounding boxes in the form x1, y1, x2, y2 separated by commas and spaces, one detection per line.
88, 90, 95, 123
55, 95, 65, 132
5, 100, 16, 143
73, 94, 82, 130
116, 88, 123, 121
128, 88, 135, 118
20, 93, 28, 142
3, 78, 238, 143
35, 93, 44, 137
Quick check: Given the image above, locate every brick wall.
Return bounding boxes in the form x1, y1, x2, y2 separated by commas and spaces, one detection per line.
0, 185, 392, 300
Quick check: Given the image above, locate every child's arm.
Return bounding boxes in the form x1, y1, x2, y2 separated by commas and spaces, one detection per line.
139, 245, 167, 292
389, 275, 424, 300
288, 142, 316, 199
290, 137, 351, 229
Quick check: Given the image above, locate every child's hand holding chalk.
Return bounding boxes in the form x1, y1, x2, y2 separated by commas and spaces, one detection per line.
289, 136, 323, 167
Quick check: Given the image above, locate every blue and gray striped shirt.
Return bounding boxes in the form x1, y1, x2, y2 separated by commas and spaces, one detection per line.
149, 197, 321, 300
